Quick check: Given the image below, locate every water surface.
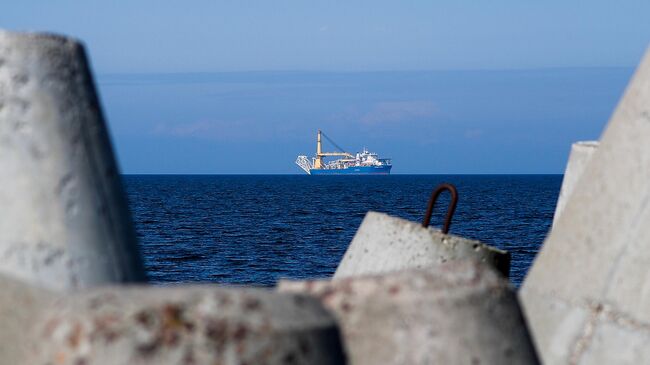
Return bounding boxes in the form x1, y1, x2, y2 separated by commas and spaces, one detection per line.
125, 174, 561, 287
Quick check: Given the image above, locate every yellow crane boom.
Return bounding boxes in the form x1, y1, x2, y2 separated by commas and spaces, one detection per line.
314, 130, 353, 169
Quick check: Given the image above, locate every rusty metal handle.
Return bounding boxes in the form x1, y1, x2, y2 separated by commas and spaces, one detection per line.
422, 183, 458, 234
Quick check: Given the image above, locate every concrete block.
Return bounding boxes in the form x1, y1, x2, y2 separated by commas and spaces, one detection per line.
0, 31, 146, 290
334, 211, 510, 279
0, 274, 56, 363
7, 283, 346, 364
280, 261, 539, 365
578, 314, 650, 365
552, 141, 598, 228
520, 48, 650, 364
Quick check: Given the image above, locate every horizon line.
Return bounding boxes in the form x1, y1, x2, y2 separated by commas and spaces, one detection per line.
120, 173, 564, 176
96, 65, 634, 78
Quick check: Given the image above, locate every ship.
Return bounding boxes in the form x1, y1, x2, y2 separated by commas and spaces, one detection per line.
295, 130, 392, 175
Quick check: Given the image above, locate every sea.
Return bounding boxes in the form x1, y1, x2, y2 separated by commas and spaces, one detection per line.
123, 174, 562, 288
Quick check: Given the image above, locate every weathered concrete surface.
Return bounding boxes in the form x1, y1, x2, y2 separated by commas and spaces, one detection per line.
552, 141, 599, 228
281, 261, 538, 365
0, 31, 146, 290
13, 285, 346, 364
334, 211, 510, 278
0, 274, 56, 364
520, 48, 650, 364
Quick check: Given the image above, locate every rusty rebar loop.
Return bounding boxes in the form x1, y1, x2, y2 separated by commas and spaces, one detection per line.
421, 183, 458, 234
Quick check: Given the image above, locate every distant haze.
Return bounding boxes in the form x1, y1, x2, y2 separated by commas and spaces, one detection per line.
2, 1, 648, 173
98, 69, 632, 174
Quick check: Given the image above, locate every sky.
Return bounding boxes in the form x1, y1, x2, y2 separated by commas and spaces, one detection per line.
2, 1, 649, 173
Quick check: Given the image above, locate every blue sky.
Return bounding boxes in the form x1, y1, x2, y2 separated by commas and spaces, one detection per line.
2, 1, 649, 173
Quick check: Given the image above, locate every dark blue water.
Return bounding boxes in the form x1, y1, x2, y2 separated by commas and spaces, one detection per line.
124, 175, 561, 287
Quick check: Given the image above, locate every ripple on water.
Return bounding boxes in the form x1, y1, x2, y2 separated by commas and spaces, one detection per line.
124, 175, 560, 287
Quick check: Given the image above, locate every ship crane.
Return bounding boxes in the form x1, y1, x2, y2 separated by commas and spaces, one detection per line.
296, 130, 353, 174
314, 130, 353, 169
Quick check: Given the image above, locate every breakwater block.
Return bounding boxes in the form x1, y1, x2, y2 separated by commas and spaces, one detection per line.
4, 279, 345, 364
552, 141, 598, 228
0, 31, 146, 290
334, 211, 510, 279
280, 260, 539, 365
520, 48, 650, 364
0, 274, 55, 363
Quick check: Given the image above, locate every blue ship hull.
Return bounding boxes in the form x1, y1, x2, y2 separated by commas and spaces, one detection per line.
310, 165, 392, 175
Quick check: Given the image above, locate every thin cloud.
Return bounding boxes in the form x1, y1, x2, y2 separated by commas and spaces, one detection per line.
360, 101, 438, 125
464, 129, 483, 139
153, 121, 217, 137
152, 120, 266, 141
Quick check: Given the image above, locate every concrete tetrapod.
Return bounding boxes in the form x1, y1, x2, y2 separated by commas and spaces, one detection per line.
334, 211, 510, 279
0, 31, 146, 290
280, 260, 539, 365
520, 48, 650, 364
0, 274, 56, 364
0, 274, 346, 365
551, 141, 598, 228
